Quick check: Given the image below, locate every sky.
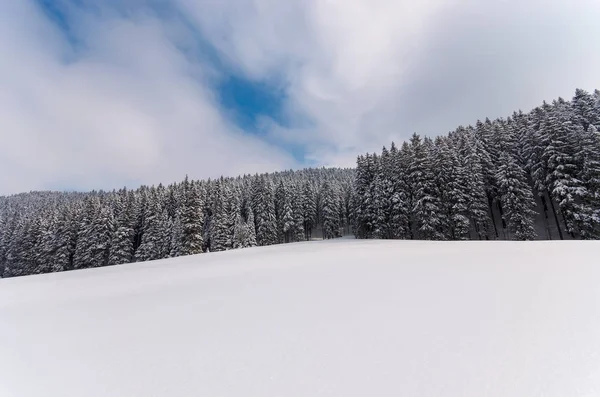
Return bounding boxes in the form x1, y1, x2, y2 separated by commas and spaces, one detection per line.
1, 0, 599, 195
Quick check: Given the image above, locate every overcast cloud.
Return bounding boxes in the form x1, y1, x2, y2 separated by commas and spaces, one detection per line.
1, 0, 599, 194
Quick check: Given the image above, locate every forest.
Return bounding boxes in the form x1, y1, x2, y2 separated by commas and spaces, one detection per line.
1, 88, 599, 277
353, 89, 600, 241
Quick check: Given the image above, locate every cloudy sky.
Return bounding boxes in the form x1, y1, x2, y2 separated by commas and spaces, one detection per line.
1, 0, 599, 194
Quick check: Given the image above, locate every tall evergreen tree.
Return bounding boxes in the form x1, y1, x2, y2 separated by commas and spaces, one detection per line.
109, 190, 135, 266
301, 181, 317, 240
179, 178, 205, 256
211, 181, 237, 252
251, 177, 278, 246
496, 151, 538, 240
321, 181, 340, 239
411, 135, 443, 240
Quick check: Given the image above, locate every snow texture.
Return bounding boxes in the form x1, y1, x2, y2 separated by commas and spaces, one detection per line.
1, 239, 600, 397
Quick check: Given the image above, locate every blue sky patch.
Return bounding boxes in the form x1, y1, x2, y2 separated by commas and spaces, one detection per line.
36, 0, 70, 31
34, 0, 308, 163
217, 76, 287, 132
35, 0, 89, 48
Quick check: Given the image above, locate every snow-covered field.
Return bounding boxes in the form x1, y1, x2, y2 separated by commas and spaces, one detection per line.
1, 239, 600, 397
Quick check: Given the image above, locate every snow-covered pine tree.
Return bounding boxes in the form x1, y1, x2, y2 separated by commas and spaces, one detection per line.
211, 180, 238, 252
369, 153, 387, 239
275, 180, 295, 243
251, 177, 278, 246
321, 181, 340, 239
388, 142, 410, 239
156, 209, 173, 258
351, 155, 371, 239
109, 190, 135, 266
164, 184, 180, 219
544, 100, 588, 237
399, 142, 416, 239
579, 124, 600, 213
4, 216, 34, 277
527, 104, 565, 239
0, 209, 18, 277
50, 205, 76, 272
438, 136, 470, 240
410, 135, 444, 240
572, 88, 599, 132
372, 146, 394, 239
135, 188, 164, 262
73, 197, 114, 269
301, 181, 317, 240
179, 177, 205, 256
73, 197, 97, 269
474, 119, 502, 238
169, 214, 183, 257
233, 197, 257, 249
461, 128, 492, 239
566, 118, 600, 238
132, 186, 149, 255
495, 151, 538, 240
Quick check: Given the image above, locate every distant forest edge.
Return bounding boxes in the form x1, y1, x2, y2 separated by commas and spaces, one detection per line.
1, 88, 599, 277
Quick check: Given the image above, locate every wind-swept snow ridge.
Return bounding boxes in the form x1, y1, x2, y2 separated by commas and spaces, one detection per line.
1, 239, 600, 397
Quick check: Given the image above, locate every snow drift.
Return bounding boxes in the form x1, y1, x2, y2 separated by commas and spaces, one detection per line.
1, 239, 600, 397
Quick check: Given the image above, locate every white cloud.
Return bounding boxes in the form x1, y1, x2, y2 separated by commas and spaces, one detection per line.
0, 1, 297, 194
1, 0, 600, 194
179, 0, 600, 167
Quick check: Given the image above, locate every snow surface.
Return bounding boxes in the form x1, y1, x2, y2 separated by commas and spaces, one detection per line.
1, 239, 600, 397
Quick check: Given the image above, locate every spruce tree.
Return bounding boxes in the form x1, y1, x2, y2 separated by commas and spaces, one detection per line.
135, 190, 164, 262
179, 178, 205, 256
251, 177, 278, 246
321, 181, 340, 239
462, 130, 492, 239
411, 135, 443, 240
211, 181, 237, 252
388, 142, 410, 239
109, 190, 135, 266
496, 151, 538, 240
544, 100, 587, 237
572, 88, 599, 132
301, 181, 316, 240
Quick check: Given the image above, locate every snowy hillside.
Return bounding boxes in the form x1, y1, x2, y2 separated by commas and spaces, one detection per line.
1, 239, 600, 397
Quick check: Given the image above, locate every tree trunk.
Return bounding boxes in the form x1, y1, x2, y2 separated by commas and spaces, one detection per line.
497, 201, 507, 230
560, 208, 575, 239
472, 219, 480, 240
539, 194, 553, 240
548, 193, 564, 240
488, 195, 499, 239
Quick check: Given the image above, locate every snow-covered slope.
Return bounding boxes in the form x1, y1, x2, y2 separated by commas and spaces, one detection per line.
1, 239, 600, 397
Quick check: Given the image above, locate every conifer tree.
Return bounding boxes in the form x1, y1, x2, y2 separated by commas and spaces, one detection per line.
135, 190, 164, 262
169, 214, 183, 257
178, 178, 204, 255
411, 135, 443, 239
109, 190, 135, 266
233, 197, 257, 249
301, 181, 317, 240
321, 181, 340, 239
211, 181, 237, 252
496, 151, 537, 240
544, 100, 587, 237
388, 142, 410, 239
251, 177, 278, 246
462, 131, 492, 239
572, 88, 599, 132
51, 205, 78, 271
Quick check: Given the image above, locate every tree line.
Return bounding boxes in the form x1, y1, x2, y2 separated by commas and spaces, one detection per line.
0, 168, 354, 277
352, 88, 600, 240
1, 88, 599, 278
